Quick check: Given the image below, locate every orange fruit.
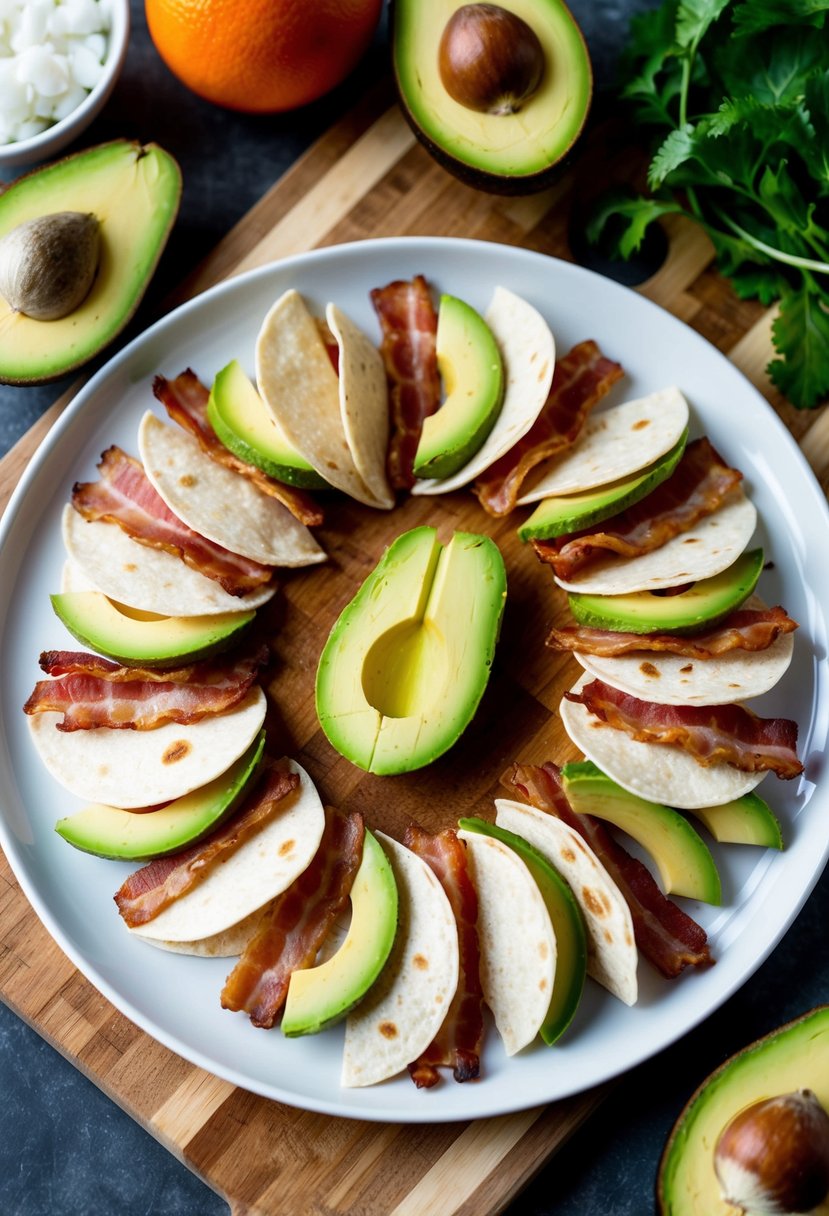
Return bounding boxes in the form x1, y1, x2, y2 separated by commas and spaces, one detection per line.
144, 0, 384, 113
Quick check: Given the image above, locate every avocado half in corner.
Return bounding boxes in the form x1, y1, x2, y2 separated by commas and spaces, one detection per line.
0, 140, 181, 385
392, 0, 593, 194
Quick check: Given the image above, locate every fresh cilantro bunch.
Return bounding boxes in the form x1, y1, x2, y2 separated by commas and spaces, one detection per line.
589, 0, 829, 408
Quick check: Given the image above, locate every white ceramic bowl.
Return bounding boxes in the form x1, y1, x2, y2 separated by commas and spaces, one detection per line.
0, 0, 130, 172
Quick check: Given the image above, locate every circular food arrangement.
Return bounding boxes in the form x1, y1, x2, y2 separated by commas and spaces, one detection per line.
0, 239, 826, 1124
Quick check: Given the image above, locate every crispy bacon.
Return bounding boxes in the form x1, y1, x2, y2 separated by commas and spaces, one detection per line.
474, 341, 624, 516
72, 446, 273, 597
370, 275, 440, 491
504, 762, 713, 977
533, 438, 742, 580
547, 606, 798, 658
114, 762, 299, 927
403, 825, 483, 1088
23, 647, 266, 732
152, 370, 324, 528
566, 679, 803, 778
221, 805, 364, 1028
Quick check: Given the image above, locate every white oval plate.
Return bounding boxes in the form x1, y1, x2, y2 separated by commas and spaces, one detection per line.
1, 237, 827, 1123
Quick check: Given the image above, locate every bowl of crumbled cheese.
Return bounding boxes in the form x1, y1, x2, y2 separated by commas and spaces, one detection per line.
0, 0, 129, 169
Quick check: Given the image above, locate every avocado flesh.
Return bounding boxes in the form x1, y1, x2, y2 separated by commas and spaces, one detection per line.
208, 359, 326, 490
567, 549, 764, 635
688, 791, 783, 849
51, 590, 254, 667
0, 141, 181, 385
316, 526, 507, 776
54, 731, 265, 860
561, 762, 721, 904
519, 430, 688, 542
658, 1007, 829, 1216
413, 295, 504, 480
394, 0, 592, 191
459, 816, 586, 1046
282, 831, 399, 1036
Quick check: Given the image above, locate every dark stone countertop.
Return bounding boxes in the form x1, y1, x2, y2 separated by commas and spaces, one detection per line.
2, 3, 827, 1214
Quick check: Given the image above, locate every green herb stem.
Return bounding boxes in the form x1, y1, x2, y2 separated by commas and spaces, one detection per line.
710, 206, 829, 275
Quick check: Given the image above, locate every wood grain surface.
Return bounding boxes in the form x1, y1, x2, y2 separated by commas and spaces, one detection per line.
2, 100, 829, 1216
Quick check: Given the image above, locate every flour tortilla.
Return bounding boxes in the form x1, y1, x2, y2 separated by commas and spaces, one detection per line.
62, 504, 275, 616
140, 901, 275, 957
458, 828, 556, 1053
517, 387, 689, 504
494, 800, 638, 1006
342, 832, 459, 1087
412, 286, 556, 495
130, 758, 325, 945
138, 412, 326, 567
560, 672, 766, 809
554, 492, 757, 595
28, 686, 267, 809
575, 596, 794, 706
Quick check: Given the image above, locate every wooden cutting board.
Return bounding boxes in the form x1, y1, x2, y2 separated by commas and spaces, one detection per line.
3, 89, 829, 1216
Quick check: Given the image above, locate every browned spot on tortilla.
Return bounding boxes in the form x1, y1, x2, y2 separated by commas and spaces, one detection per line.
279, 839, 295, 856
572, 837, 588, 854
539, 941, 549, 960
625, 930, 634, 947
640, 661, 660, 677
162, 740, 191, 765
679, 664, 693, 673
561, 846, 576, 864
539, 978, 548, 992
413, 953, 429, 970
632, 418, 651, 430
178, 474, 196, 488
123, 563, 137, 572
379, 1021, 398, 1040
682, 538, 700, 544
97, 765, 109, 776
583, 886, 612, 918
604, 929, 614, 944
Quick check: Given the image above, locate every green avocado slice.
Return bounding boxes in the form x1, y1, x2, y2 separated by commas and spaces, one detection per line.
413, 295, 504, 480
54, 731, 265, 860
687, 792, 784, 850
282, 830, 399, 1036
657, 1007, 829, 1216
567, 549, 764, 634
459, 816, 587, 1045
561, 761, 722, 904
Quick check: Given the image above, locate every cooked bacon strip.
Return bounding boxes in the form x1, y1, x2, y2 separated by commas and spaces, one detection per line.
403, 825, 483, 1088
72, 446, 273, 596
221, 806, 364, 1028
474, 340, 624, 516
547, 606, 798, 658
152, 369, 324, 528
533, 437, 742, 580
114, 762, 299, 927
23, 647, 267, 732
566, 679, 803, 778
504, 762, 712, 977
370, 275, 440, 491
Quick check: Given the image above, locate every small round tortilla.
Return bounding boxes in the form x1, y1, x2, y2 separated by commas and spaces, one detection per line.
28, 686, 267, 809
342, 832, 459, 1088
327, 303, 394, 510
138, 412, 326, 568
458, 829, 555, 1054
130, 758, 325, 944
560, 673, 766, 809
575, 596, 794, 706
412, 286, 556, 496
554, 492, 757, 595
139, 901, 274, 957
494, 799, 638, 1007
62, 504, 275, 616
517, 387, 689, 504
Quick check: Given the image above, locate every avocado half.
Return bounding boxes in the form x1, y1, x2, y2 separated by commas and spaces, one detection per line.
0, 140, 181, 385
392, 0, 593, 194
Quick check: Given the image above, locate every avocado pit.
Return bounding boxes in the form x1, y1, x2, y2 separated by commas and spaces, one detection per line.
0, 211, 100, 321
438, 3, 545, 115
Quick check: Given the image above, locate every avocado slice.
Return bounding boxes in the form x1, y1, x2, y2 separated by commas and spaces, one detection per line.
0, 141, 181, 385
459, 816, 587, 1045
688, 792, 784, 850
316, 526, 507, 775
207, 359, 327, 490
282, 830, 399, 1036
518, 430, 688, 543
561, 761, 722, 904
393, 0, 592, 193
567, 549, 764, 635
413, 294, 504, 480
657, 1007, 829, 1216
54, 731, 265, 860
51, 590, 255, 667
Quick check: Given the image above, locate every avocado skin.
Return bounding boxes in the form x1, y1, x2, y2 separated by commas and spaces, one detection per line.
657, 1007, 829, 1215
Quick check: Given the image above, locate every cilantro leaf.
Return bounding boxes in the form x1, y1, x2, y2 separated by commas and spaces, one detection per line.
768, 281, 829, 408
732, 0, 829, 37
648, 126, 697, 188
714, 26, 826, 105
675, 0, 731, 47
585, 190, 683, 260
803, 71, 829, 189
729, 266, 790, 304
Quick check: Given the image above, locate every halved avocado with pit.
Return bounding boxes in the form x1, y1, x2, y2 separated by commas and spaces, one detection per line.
0, 140, 181, 384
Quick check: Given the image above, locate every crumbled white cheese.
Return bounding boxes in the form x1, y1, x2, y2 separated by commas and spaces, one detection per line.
0, 0, 111, 144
